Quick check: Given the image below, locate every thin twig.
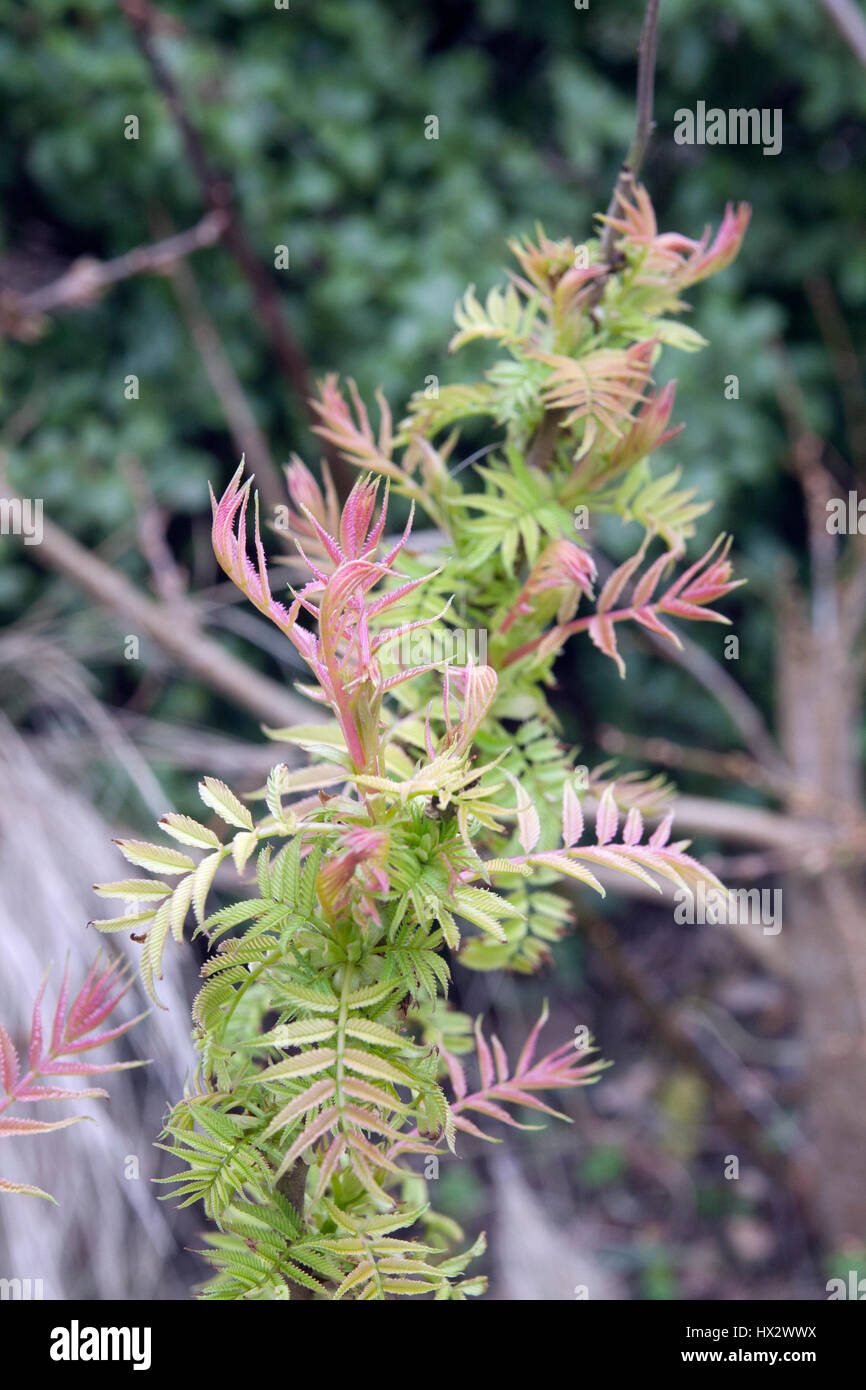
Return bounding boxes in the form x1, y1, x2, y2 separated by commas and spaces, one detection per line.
19, 717, 297, 780
152, 210, 286, 512
121, 456, 189, 604
0, 211, 227, 337
805, 275, 866, 476
598, 725, 785, 794
0, 454, 310, 730
774, 343, 846, 642
598, 0, 661, 266
640, 625, 792, 784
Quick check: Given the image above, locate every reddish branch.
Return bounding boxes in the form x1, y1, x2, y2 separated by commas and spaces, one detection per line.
597, 0, 661, 268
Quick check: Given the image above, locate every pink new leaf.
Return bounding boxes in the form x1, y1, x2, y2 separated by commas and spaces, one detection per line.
503, 770, 541, 854
474, 1018, 495, 1091
13, 1086, 108, 1103
0, 959, 145, 1199
596, 543, 649, 616
212, 464, 444, 772
28, 976, 47, 1070
515, 1001, 551, 1077
439, 1007, 606, 1145
607, 381, 683, 474
0, 1177, 55, 1202
507, 536, 741, 678
562, 781, 584, 847
50, 962, 71, 1056
588, 614, 625, 679
0, 1115, 86, 1138
595, 784, 619, 845
499, 541, 596, 634
649, 812, 674, 848
439, 1045, 467, 1100
0, 1024, 19, 1095
601, 182, 750, 291
623, 807, 644, 846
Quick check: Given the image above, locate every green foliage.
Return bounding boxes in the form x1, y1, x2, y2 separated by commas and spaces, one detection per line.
88, 158, 749, 1296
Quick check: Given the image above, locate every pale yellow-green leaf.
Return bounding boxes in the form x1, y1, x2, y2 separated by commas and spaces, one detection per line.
198, 777, 253, 831
482, 859, 532, 876
343, 1019, 410, 1051
346, 981, 403, 1010
262, 722, 345, 749
114, 840, 196, 875
140, 898, 173, 1009
278, 983, 340, 1013
92, 879, 172, 901
257, 1049, 338, 1083
88, 910, 156, 934
159, 814, 221, 849
262, 1079, 337, 1138
454, 887, 525, 919
231, 829, 260, 873
192, 851, 224, 926
276, 764, 346, 793
0, 1177, 57, 1202
341, 1048, 417, 1087
573, 846, 663, 893
527, 852, 606, 896
257, 1019, 337, 1048
168, 874, 194, 943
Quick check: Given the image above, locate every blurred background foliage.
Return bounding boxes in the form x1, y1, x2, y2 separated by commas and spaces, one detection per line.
0, 0, 864, 1299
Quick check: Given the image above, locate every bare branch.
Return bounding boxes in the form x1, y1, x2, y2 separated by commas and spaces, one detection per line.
805, 275, 866, 475
20, 717, 295, 781
639, 622, 791, 783
0, 212, 227, 338
0, 455, 310, 730
153, 210, 286, 512
598, 725, 786, 794
120, 456, 189, 604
